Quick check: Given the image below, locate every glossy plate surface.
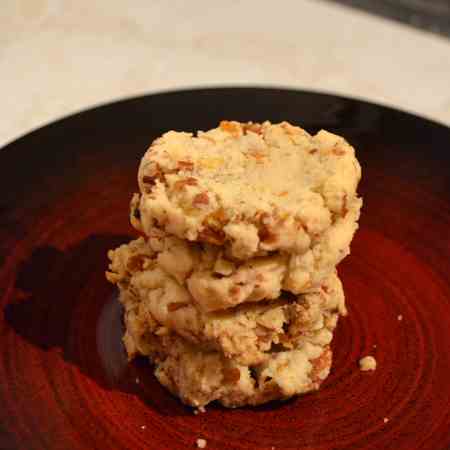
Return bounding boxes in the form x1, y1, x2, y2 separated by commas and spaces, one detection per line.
1, 88, 450, 450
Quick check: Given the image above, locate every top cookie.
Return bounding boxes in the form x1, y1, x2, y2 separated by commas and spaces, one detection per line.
136, 121, 361, 260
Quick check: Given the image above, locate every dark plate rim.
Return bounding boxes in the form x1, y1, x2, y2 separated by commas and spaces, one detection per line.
1, 85, 449, 152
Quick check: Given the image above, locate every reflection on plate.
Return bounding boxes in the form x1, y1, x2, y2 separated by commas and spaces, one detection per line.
1, 88, 450, 450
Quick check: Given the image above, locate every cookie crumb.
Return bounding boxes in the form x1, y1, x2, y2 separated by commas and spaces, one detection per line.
383, 417, 389, 423
194, 406, 206, 415
359, 356, 377, 371
397, 314, 403, 321
196, 438, 207, 448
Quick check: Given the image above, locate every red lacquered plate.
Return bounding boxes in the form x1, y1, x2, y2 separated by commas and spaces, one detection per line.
1, 88, 449, 450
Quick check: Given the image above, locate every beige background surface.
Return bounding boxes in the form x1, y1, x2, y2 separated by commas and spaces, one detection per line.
1, 0, 450, 147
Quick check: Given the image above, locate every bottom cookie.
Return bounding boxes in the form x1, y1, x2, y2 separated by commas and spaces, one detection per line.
123, 318, 332, 408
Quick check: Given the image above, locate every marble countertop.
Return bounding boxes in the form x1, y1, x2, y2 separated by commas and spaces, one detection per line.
1, 0, 450, 148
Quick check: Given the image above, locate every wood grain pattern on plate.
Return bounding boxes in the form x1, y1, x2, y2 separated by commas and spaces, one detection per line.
1, 88, 449, 450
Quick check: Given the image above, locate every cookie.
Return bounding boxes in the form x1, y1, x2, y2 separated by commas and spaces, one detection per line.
114, 220, 353, 311
122, 320, 333, 408
184, 203, 359, 309
134, 121, 362, 260
106, 237, 346, 366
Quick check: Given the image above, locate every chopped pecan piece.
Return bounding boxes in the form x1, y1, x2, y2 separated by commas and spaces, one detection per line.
178, 160, 194, 171
127, 255, 147, 272
212, 207, 227, 223
143, 162, 163, 179
310, 347, 332, 385
332, 147, 346, 156
199, 226, 226, 245
173, 177, 198, 190
167, 302, 189, 312
229, 286, 240, 296
243, 122, 263, 134
222, 367, 241, 384
219, 120, 241, 136
258, 224, 277, 244
257, 334, 272, 343
341, 193, 348, 216
193, 192, 209, 206
248, 150, 266, 161
156, 215, 169, 226
142, 163, 172, 189
105, 271, 121, 283
277, 333, 291, 345
296, 220, 307, 232
203, 208, 228, 229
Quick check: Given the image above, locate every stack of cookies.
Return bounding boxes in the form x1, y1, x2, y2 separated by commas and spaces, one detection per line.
106, 121, 362, 408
